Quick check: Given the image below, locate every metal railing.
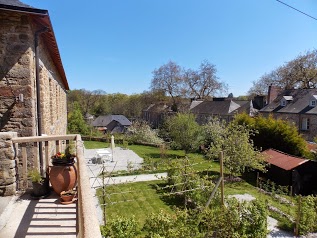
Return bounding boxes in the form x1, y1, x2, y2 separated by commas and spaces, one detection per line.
11, 134, 101, 238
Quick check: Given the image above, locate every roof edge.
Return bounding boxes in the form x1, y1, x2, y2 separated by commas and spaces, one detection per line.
0, 3, 47, 15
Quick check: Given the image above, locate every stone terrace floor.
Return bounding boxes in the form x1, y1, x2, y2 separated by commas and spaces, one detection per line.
0, 192, 77, 238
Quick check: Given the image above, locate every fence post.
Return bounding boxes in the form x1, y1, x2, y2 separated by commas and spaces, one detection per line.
220, 151, 224, 206
294, 195, 301, 236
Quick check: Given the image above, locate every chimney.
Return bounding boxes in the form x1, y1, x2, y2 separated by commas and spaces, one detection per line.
267, 85, 281, 104
253, 95, 265, 109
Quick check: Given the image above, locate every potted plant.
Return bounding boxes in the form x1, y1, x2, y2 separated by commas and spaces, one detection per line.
49, 146, 78, 195
60, 189, 77, 203
28, 168, 50, 199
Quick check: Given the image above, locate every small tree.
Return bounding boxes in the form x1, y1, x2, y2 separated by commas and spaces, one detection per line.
126, 120, 163, 145
207, 122, 266, 177
165, 113, 202, 155
67, 102, 90, 135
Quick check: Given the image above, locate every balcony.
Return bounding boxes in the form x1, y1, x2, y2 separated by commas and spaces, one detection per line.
0, 134, 101, 238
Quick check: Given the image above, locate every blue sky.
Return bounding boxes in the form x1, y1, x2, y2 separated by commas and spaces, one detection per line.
23, 0, 316, 97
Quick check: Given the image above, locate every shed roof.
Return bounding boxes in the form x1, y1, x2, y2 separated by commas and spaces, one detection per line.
262, 149, 309, 171
0, 0, 69, 89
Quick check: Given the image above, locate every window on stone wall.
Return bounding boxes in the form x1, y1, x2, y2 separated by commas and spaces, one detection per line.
301, 118, 310, 131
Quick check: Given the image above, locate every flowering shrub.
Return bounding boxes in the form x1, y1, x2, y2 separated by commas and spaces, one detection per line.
126, 121, 163, 145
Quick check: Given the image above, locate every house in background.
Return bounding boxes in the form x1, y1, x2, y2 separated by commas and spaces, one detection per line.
190, 98, 257, 125
260, 149, 317, 195
142, 103, 174, 128
0, 0, 68, 195
92, 115, 132, 134
260, 86, 317, 141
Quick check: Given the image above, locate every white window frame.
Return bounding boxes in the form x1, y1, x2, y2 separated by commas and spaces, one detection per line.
301, 118, 310, 131
310, 100, 316, 107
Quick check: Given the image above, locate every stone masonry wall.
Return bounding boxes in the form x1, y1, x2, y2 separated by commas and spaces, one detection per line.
0, 132, 17, 196
0, 11, 36, 137
0, 10, 68, 195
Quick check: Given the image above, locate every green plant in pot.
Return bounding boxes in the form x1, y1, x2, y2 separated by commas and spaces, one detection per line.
60, 189, 77, 203
28, 169, 50, 199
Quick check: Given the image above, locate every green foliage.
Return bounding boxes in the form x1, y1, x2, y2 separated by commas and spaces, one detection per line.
297, 196, 317, 235
165, 113, 203, 154
126, 120, 163, 145
27, 168, 43, 183
143, 210, 202, 238
101, 216, 140, 238
200, 198, 268, 238
234, 114, 310, 158
67, 102, 90, 135
206, 121, 266, 176
166, 158, 215, 208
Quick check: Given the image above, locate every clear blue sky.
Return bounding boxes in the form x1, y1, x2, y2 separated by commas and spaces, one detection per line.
23, 0, 316, 97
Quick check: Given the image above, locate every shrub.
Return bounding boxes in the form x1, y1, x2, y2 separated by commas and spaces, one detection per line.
101, 216, 140, 238
126, 120, 163, 145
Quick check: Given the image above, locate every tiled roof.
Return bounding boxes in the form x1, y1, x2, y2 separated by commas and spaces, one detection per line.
190, 100, 241, 115
262, 149, 308, 171
260, 88, 317, 114
92, 115, 132, 127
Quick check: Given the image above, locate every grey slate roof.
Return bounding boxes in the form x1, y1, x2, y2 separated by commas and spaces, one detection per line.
260, 88, 317, 114
92, 115, 132, 127
190, 100, 241, 115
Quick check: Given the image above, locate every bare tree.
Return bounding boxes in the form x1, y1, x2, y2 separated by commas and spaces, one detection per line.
150, 61, 182, 106
183, 60, 227, 99
248, 50, 317, 96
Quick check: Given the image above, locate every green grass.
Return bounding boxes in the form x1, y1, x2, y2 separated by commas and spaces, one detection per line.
99, 180, 175, 226
102, 178, 297, 230
84, 140, 109, 149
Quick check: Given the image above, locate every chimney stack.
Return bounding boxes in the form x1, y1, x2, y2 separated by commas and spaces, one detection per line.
267, 84, 281, 104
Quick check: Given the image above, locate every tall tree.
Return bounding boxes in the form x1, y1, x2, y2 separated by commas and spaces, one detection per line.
206, 120, 266, 177
183, 60, 227, 99
248, 50, 317, 96
151, 61, 182, 107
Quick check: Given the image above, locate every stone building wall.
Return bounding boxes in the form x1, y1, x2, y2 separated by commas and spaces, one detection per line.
0, 10, 67, 137
261, 112, 317, 141
0, 10, 68, 195
0, 10, 36, 137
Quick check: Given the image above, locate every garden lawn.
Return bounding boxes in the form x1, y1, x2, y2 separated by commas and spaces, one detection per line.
99, 180, 174, 226
103, 179, 297, 231
84, 140, 109, 149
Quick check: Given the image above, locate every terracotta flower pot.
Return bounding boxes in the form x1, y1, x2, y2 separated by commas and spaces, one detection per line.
49, 164, 77, 194
60, 193, 75, 202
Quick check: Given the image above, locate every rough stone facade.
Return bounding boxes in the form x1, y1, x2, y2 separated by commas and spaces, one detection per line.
0, 10, 67, 137
261, 112, 317, 141
0, 132, 17, 196
0, 10, 68, 195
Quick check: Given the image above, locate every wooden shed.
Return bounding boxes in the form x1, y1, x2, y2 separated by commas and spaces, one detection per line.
261, 149, 317, 195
